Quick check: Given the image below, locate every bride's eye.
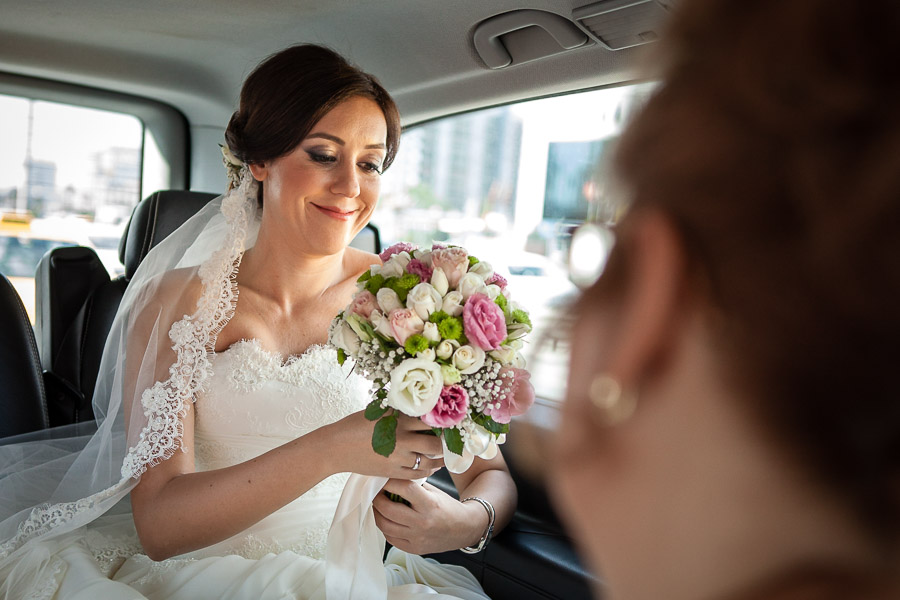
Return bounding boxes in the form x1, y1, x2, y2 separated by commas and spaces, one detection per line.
359, 161, 383, 175
307, 151, 336, 164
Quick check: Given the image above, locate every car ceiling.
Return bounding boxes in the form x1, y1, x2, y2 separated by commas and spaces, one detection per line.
0, 0, 652, 129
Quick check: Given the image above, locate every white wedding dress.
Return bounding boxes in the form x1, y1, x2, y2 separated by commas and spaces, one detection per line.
24, 340, 488, 599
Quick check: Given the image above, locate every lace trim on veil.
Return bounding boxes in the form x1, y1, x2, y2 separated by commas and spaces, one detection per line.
121, 182, 255, 479
0, 181, 256, 562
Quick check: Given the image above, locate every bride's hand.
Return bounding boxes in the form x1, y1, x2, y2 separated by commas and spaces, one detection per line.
373, 479, 490, 555
327, 411, 444, 479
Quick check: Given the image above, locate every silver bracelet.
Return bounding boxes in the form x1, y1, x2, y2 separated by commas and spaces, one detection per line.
459, 497, 495, 554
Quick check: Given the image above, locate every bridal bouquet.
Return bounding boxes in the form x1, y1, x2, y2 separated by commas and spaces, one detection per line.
328, 242, 535, 473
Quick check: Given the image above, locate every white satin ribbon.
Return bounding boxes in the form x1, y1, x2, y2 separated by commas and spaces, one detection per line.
325, 473, 389, 600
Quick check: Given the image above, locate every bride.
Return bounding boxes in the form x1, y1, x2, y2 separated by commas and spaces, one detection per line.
0, 44, 516, 599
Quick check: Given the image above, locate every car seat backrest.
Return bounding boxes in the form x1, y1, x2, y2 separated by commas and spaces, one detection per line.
0, 273, 49, 437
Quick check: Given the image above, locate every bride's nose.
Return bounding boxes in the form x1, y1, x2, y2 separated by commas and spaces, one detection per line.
330, 161, 361, 198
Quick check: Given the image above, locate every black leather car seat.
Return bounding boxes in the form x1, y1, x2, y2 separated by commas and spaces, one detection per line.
35, 190, 218, 427
35, 189, 382, 429
0, 273, 50, 437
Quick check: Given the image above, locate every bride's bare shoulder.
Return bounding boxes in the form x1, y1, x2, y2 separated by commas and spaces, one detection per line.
345, 246, 382, 279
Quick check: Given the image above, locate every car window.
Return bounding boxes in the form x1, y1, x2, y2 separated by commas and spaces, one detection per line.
379, 82, 655, 402
0, 94, 144, 320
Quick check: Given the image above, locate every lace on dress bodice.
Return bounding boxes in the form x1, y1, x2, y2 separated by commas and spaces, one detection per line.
187, 340, 371, 561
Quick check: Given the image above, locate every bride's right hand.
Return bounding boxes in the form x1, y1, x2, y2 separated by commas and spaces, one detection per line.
327, 411, 444, 479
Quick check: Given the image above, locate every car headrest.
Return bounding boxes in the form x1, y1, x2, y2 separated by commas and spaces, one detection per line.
119, 190, 218, 279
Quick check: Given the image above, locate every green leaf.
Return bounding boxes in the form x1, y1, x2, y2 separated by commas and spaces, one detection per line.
372, 414, 398, 457
468, 255, 479, 267
443, 427, 464, 456
336, 348, 346, 366
474, 413, 510, 435
365, 398, 389, 421
357, 270, 372, 283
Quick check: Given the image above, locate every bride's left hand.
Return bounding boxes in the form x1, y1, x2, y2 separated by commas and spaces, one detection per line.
373, 479, 490, 555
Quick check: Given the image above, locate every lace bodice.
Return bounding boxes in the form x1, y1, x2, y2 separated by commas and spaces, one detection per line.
184, 340, 370, 561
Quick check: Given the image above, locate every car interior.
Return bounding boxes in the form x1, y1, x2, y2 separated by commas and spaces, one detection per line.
0, 1, 678, 597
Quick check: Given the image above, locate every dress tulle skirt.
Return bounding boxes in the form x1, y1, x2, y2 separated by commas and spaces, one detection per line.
6, 534, 487, 600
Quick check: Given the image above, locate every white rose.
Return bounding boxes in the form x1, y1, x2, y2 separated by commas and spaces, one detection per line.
431, 267, 449, 296
442, 425, 505, 474
512, 353, 527, 369
484, 284, 501, 300
441, 290, 464, 316
330, 320, 360, 355
380, 256, 405, 279
452, 344, 486, 374
506, 322, 531, 341
458, 272, 488, 300
406, 282, 443, 321
417, 348, 436, 362
436, 339, 460, 360
414, 249, 433, 267
423, 321, 441, 343
370, 310, 395, 340
489, 345, 517, 365
394, 251, 413, 269
468, 260, 494, 280
377, 288, 403, 314
387, 358, 443, 417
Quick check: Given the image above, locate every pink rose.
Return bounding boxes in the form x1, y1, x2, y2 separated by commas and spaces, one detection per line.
406, 258, 433, 282
486, 273, 508, 289
463, 293, 507, 350
348, 290, 378, 319
389, 308, 425, 346
431, 247, 469, 289
379, 242, 417, 263
421, 385, 469, 428
484, 368, 534, 424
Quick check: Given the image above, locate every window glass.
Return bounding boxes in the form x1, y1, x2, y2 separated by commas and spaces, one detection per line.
378, 83, 654, 402
0, 94, 143, 321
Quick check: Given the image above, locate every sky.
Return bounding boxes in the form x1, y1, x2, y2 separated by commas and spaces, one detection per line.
0, 94, 142, 192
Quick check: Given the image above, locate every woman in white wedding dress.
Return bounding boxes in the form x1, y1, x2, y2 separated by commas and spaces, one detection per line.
0, 44, 515, 599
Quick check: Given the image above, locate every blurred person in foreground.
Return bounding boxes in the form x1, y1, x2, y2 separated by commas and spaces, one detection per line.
552, 0, 900, 598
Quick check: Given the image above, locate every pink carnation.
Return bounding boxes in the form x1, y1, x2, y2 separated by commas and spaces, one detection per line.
463, 293, 507, 350
484, 368, 534, 424
422, 385, 469, 428
348, 290, 378, 319
379, 242, 417, 263
406, 258, 433, 282
486, 273, 508, 289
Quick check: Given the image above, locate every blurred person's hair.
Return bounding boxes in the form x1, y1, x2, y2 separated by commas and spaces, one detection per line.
601, 0, 900, 543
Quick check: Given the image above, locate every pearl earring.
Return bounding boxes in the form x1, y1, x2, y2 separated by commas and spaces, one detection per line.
588, 374, 637, 426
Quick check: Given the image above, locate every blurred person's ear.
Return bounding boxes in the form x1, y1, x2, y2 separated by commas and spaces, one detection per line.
249, 162, 269, 181
605, 209, 689, 394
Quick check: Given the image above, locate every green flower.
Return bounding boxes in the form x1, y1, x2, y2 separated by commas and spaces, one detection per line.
468, 255, 479, 267
437, 316, 463, 341
357, 270, 372, 283
385, 273, 420, 303
404, 334, 430, 356
494, 293, 509, 314
365, 273, 386, 295
429, 310, 450, 324
511, 308, 532, 327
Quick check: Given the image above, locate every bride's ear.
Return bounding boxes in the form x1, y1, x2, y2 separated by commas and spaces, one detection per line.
249, 162, 268, 182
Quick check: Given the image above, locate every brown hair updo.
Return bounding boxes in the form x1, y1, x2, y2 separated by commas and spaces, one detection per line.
611, 0, 900, 541
224, 44, 401, 201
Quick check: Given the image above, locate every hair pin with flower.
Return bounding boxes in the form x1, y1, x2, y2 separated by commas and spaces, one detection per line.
220, 143, 248, 189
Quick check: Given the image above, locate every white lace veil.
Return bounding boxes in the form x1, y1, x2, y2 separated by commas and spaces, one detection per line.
0, 170, 261, 594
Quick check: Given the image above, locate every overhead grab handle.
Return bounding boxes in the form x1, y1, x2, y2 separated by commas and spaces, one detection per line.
473, 9, 589, 69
